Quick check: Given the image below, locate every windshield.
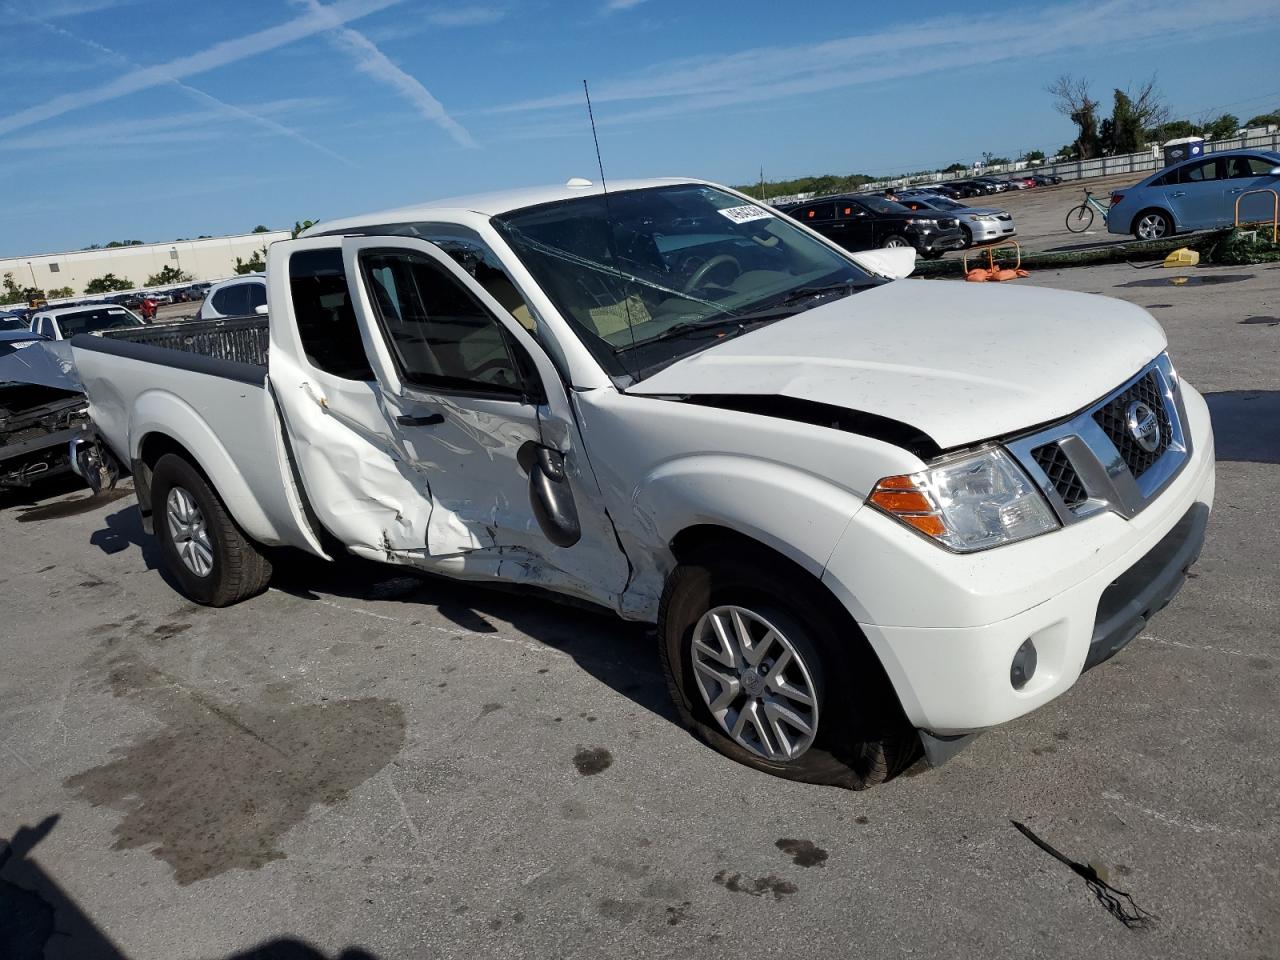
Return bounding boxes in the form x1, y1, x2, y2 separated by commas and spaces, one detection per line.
0, 315, 26, 331
55, 307, 143, 337
492, 184, 877, 379
920, 196, 965, 211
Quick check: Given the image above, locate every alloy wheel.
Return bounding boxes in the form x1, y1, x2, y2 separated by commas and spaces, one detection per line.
166, 486, 214, 577
1137, 214, 1168, 240
690, 605, 820, 761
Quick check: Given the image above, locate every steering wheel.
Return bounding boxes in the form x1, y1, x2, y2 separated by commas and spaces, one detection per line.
683, 254, 742, 293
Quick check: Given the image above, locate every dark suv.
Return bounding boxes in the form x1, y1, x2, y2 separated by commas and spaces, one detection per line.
779, 194, 966, 258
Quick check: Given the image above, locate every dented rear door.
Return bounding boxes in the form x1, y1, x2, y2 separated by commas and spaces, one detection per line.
267, 237, 437, 559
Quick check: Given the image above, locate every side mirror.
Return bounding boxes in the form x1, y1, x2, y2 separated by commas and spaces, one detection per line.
518, 443, 580, 547
254, 303, 269, 315
1270, 166, 1280, 176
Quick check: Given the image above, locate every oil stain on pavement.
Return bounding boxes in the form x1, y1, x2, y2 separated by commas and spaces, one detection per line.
712, 870, 797, 900
16, 488, 131, 523
573, 747, 613, 775
774, 838, 829, 867
65, 643, 405, 885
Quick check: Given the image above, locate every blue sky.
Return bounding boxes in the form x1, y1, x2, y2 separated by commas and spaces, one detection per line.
2, 0, 1279, 257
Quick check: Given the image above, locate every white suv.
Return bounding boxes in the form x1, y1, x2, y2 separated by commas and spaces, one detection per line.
196, 276, 267, 321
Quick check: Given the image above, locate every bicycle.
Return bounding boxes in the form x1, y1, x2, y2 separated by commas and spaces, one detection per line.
1065, 189, 1109, 233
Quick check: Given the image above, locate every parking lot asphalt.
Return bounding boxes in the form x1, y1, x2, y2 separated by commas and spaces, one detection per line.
939, 173, 1144, 258
2, 261, 1278, 960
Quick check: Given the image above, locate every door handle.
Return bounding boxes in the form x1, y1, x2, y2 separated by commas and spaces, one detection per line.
1169, 191, 1186, 197
396, 412, 444, 427
1228, 187, 1244, 193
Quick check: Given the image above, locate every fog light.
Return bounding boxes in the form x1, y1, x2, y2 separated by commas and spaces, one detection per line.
1010, 638, 1037, 690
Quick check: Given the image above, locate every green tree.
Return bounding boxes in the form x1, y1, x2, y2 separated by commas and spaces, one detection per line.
942, 162, 967, 173
291, 219, 318, 238
1244, 112, 1280, 128
252, 224, 271, 233
145, 265, 194, 286
1201, 113, 1240, 141
1148, 119, 1200, 142
1023, 149, 1046, 163
84, 274, 134, 294
103, 240, 144, 248
47, 286, 75, 299
2, 271, 45, 304
234, 247, 268, 274
1103, 89, 1145, 154
1048, 74, 1102, 160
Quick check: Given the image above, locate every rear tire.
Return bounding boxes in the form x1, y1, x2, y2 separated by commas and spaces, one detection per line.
151, 453, 272, 606
1065, 204, 1094, 232
658, 548, 918, 789
1132, 209, 1173, 241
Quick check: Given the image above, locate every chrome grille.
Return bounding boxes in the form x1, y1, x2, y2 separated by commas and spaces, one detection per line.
1092, 372, 1172, 478
1031, 443, 1087, 508
1006, 355, 1189, 525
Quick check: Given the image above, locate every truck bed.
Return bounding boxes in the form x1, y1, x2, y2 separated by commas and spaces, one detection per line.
69, 320, 323, 555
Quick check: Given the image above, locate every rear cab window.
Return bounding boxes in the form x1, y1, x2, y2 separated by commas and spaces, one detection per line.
287, 249, 374, 381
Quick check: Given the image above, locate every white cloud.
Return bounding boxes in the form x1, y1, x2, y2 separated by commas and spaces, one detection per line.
485, 0, 1276, 121
426, 5, 507, 27
603, 0, 649, 10
5, 0, 145, 17
0, 0, 402, 139
292, 0, 477, 148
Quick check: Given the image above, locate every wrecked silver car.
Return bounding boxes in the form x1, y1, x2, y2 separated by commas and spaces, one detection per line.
0, 330, 90, 489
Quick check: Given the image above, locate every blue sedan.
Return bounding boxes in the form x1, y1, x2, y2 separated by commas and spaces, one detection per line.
1107, 149, 1280, 240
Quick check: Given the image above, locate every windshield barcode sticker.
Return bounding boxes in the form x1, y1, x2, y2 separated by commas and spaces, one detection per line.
717, 204, 772, 224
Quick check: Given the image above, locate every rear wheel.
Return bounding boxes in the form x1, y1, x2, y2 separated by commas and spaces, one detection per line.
1133, 209, 1173, 241
658, 549, 918, 788
151, 453, 272, 606
1065, 204, 1094, 232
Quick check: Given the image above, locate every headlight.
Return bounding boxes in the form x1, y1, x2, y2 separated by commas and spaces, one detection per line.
906, 218, 936, 229
869, 448, 1059, 552
969, 214, 997, 222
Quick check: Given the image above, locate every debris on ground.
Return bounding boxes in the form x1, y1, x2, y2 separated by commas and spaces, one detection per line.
1011, 820, 1157, 929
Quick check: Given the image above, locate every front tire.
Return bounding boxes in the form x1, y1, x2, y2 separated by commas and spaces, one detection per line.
658, 550, 917, 788
880, 235, 910, 249
1065, 204, 1094, 232
1133, 209, 1173, 241
151, 453, 272, 606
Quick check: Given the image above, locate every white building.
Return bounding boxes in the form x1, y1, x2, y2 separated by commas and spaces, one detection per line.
0, 231, 291, 302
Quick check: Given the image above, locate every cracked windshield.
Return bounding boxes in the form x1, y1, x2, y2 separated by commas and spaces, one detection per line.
494, 184, 877, 377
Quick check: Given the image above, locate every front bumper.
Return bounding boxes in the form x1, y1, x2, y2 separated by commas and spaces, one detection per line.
966, 220, 1017, 245
0, 423, 90, 487
821, 383, 1215, 734
912, 230, 967, 254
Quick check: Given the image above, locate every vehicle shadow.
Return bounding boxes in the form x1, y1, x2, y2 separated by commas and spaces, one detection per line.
1, 815, 377, 960
1205, 390, 1280, 465
89, 500, 164, 571
269, 551, 678, 724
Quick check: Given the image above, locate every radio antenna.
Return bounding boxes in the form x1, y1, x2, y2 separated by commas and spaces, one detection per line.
584, 80, 608, 194
583, 79, 638, 374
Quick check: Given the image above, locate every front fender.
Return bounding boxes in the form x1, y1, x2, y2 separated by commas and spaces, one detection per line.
621, 453, 868, 620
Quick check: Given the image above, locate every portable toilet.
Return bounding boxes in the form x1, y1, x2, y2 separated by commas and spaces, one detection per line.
1162, 136, 1205, 166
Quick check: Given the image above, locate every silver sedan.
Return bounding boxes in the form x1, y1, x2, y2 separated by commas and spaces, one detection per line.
898, 194, 1017, 247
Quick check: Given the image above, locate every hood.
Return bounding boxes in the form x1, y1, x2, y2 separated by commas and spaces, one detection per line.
628, 280, 1166, 451
953, 206, 1007, 218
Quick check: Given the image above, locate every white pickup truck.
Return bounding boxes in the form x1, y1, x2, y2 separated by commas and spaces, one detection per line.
69, 178, 1215, 787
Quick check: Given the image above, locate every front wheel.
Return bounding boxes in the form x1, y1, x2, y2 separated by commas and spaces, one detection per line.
880, 235, 911, 249
658, 551, 918, 788
151, 453, 272, 606
1133, 209, 1173, 241
1065, 204, 1094, 232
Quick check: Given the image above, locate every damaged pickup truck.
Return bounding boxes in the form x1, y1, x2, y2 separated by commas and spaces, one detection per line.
69, 179, 1215, 787
1, 330, 89, 489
